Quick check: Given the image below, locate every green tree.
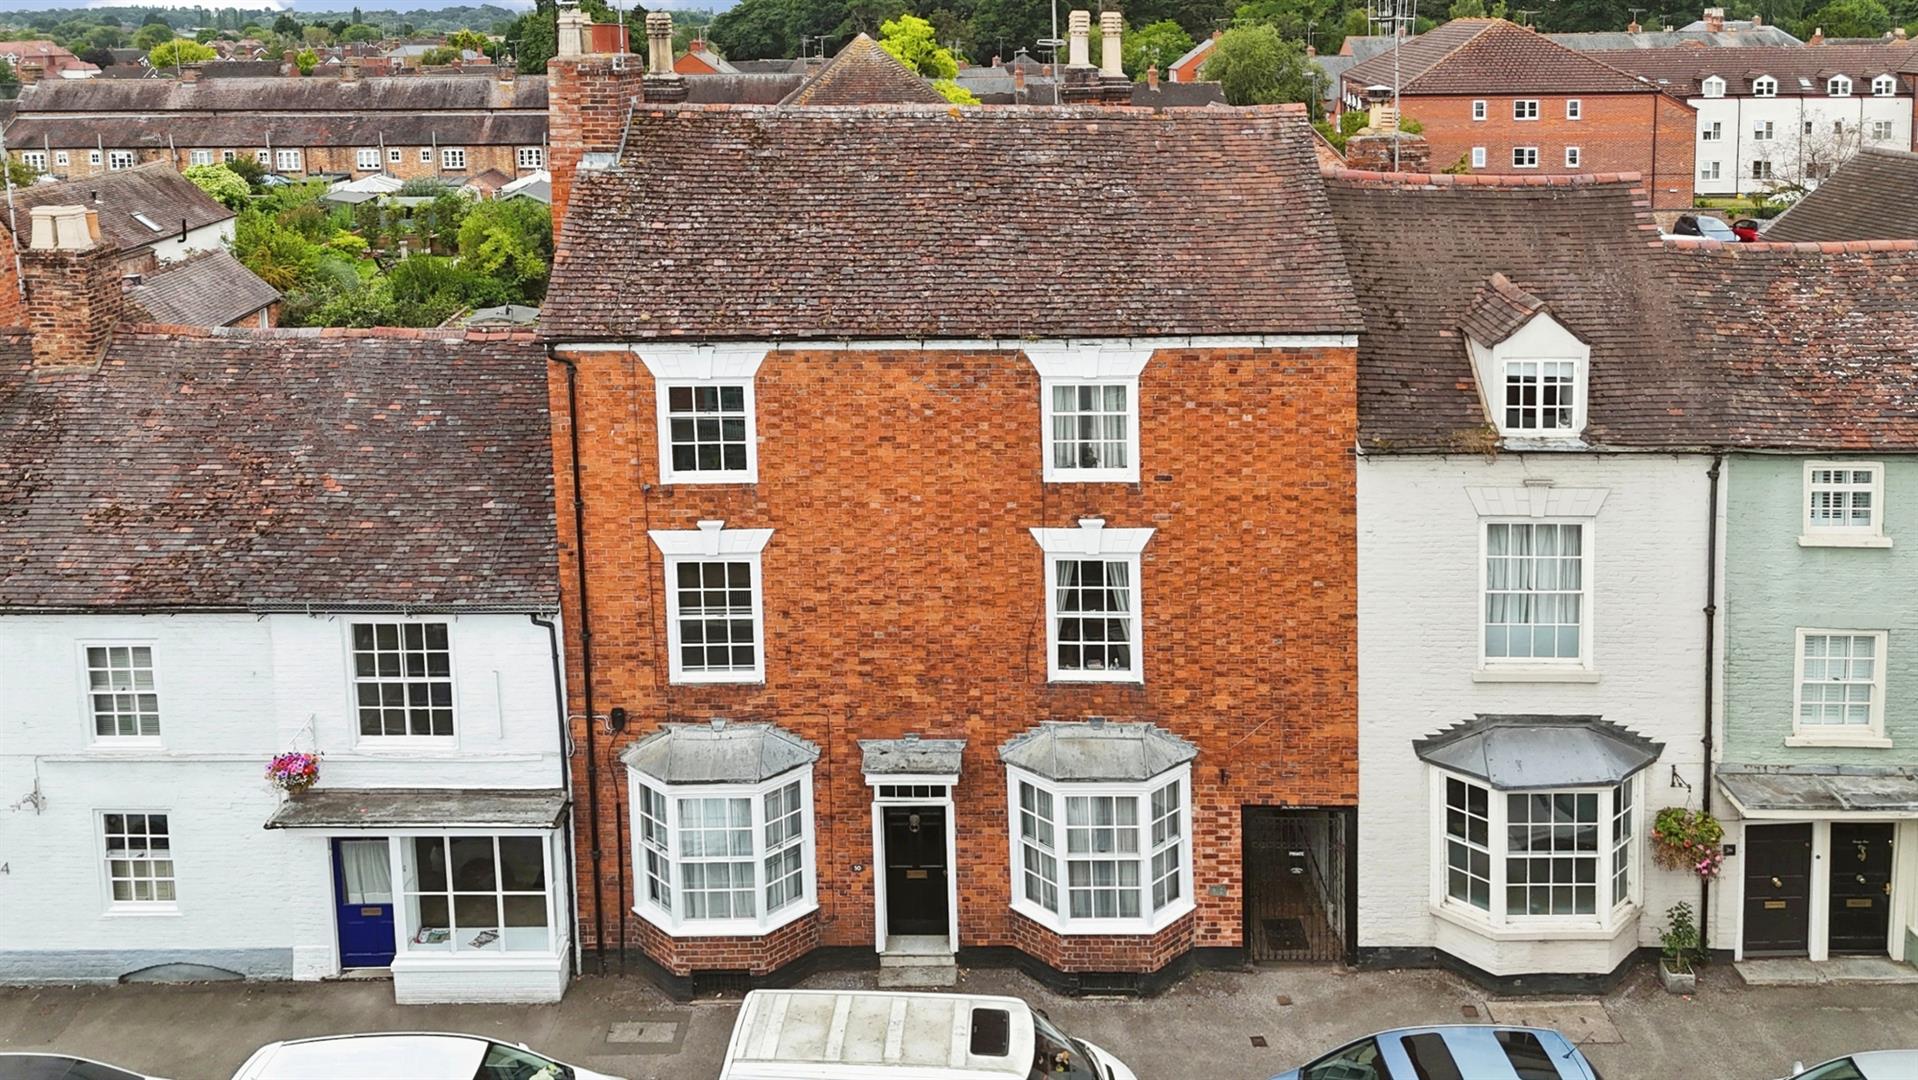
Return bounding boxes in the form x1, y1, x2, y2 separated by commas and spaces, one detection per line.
1201, 25, 1321, 107
342, 24, 383, 44
132, 23, 175, 51
150, 39, 218, 68
513, 4, 558, 73
4, 157, 37, 190
184, 163, 250, 209
303, 26, 334, 48
878, 13, 960, 78
272, 14, 303, 38
225, 155, 267, 189
231, 208, 323, 292
456, 196, 553, 300
447, 28, 491, 52
421, 46, 460, 66
296, 49, 319, 76
932, 78, 981, 102
1123, 18, 1194, 78
1803, 0, 1892, 34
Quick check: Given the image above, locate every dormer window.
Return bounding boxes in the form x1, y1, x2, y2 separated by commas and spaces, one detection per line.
1828, 75, 1852, 97
1462, 275, 1590, 441
1872, 74, 1896, 96
1752, 75, 1777, 97
1701, 75, 1725, 97
1503, 362, 1574, 432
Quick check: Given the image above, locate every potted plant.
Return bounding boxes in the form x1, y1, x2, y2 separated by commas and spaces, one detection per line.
1659, 901, 1700, 994
1651, 806, 1726, 879
266, 750, 320, 794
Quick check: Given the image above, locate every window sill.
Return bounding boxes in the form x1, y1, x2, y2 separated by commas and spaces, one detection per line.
1047, 671, 1145, 685
1011, 896, 1193, 937
1785, 733, 1893, 749
102, 905, 181, 918
1473, 667, 1600, 684
1798, 533, 1893, 549
1429, 901, 1634, 942
1042, 472, 1141, 485
660, 472, 759, 486
668, 672, 766, 686
353, 738, 460, 753
88, 739, 166, 751
631, 897, 817, 939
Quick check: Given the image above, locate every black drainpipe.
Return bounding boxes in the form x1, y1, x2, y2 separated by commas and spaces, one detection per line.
531, 612, 582, 979
1701, 453, 1723, 940
550, 346, 606, 974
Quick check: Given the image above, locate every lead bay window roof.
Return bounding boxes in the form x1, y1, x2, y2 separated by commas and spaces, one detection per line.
999, 720, 1198, 782
621, 719, 821, 785
1414, 714, 1662, 790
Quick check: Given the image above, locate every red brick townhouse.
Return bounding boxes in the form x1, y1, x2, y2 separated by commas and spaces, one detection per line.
1339, 18, 1697, 209
540, 54, 1363, 998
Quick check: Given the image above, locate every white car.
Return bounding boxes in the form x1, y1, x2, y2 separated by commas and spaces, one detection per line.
1784, 1051, 1918, 1080
230, 1033, 626, 1080
0, 1053, 169, 1080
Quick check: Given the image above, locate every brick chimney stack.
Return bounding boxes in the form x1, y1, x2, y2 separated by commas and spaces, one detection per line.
1146, 63, 1159, 90
547, 0, 651, 230
646, 11, 674, 74
1626, 19, 1641, 32
1811, 25, 1824, 43
1702, 7, 1726, 32
21, 205, 121, 369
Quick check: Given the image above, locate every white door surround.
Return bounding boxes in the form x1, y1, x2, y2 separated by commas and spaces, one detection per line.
866, 774, 960, 956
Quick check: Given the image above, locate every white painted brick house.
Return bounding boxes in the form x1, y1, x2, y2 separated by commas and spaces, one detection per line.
0, 245, 569, 1005
1329, 172, 1733, 984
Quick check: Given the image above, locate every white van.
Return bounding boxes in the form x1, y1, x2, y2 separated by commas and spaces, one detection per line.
718, 989, 1139, 1080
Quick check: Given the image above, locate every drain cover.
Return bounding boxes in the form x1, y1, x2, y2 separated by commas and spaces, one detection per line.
608, 1020, 680, 1045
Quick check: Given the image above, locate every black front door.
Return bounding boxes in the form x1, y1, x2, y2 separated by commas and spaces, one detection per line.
1743, 823, 1813, 956
884, 805, 949, 937
1829, 823, 1895, 954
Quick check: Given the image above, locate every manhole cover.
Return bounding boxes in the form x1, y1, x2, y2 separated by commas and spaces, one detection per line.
1262, 918, 1309, 950
608, 1020, 681, 1045
1483, 999, 1623, 1044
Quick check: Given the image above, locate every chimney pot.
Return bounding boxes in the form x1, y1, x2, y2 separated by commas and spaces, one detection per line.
556, 0, 590, 58
1703, 6, 1725, 31
1811, 26, 1824, 43
1751, 13, 1763, 24
1627, 19, 1641, 32
29, 205, 100, 252
1014, 65, 1027, 92
1068, 10, 1091, 67
646, 11, 674, 74
22, 205, 120, 369
1146, 63, 1159, 89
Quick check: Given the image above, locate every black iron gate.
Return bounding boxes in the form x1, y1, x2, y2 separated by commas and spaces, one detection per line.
1243, 806, 1355, 964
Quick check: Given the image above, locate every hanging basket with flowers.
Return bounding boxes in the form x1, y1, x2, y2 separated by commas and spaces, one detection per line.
267, 751, 321, 793
1651, 806, 1725, 878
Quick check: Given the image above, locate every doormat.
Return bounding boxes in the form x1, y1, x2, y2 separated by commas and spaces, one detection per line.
1483, 999, 1623, 1044
1262, 918, 1309, 950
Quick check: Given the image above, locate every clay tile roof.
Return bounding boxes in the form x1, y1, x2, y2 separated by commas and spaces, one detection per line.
1344, 19, 1656, 95
1586, 43, 1918, 95
8, 164, 232, 255
124, 250, 280, 327
1755, 147, 1918, 242
1458, 272, 1550, 346
778, 33, 948, 107
544, 105, 1361, 341
0, 328, 557, 610
1324, 171, 1697, 450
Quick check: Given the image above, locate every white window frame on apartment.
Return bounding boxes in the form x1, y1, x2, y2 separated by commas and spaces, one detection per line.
1872, 120, 1895, 141
254, 149, 271, 166
1498, 357, 1582, 436
88, 149, 102, 166
1472, 99, 1487, 120
651, 520, 774, 685
420, 147, 433, 163
55, 150, 70, 167
1431, 770, 1640, 934
346, 619, 458, 745
1513, 99, 1539, 121
1753, 75, 1777, 97
19, 150, 45, 173
107, 150, 136, 171
356, 147, 380, 170
99, 810, 177, 914
275, 148, 302, 172
1752, 159, 1774, 180
1024, 343, 1150, 484
1030, 518, 1154, 684
1873, 74, 1897, 96
1565, 146, 1582, 168
219, 150, 235, 163
1479, 518, 1594, 673
393, 831, 560, 958
1801, 461, 1889, 547
1565, 99, 1582, 120
390, 148, 405, 164
188, 149, 213, 166
1702, 75, 1726, 98
1790, 629, 1891, 747
1471, 146, 1487, 168
517, 146, 544, 169
1512, 146, 1539, 168
441, 147, 467, 170
629, 769, 817, 938
1828, 75, 1852, 97
640, 345, 767, 485
1701, 160, 1721, 181
1753, 120, 1775, 141
1703, 121, 1723, 142
79, 641, 162, 746
1004, 764, 1194, 936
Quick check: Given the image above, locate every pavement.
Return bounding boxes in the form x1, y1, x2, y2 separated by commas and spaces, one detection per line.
4, 960, 1918, 1080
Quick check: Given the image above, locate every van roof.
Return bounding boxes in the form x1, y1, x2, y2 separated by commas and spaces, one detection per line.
726, 989, 1035, 1078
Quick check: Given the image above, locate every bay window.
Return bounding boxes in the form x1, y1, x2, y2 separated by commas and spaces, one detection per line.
1007, 765, 1192, 934
1439, 772, 1638, 926
630, 771, 816, 935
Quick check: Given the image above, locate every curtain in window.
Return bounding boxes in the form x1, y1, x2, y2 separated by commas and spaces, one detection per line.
339, 838, 393, 904
1485, 523, 1581, 659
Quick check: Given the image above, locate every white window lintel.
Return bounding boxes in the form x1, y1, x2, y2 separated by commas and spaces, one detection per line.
634, 344, 770, 382
1029, 518, 1155, 556
1020, 343, 1154, 380
649, 520, 774, 558
1466, 485, 1609, 519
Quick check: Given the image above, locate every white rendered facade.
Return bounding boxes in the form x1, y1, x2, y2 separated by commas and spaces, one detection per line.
1689, 90, 1911, 197
0, 611, 572, 1003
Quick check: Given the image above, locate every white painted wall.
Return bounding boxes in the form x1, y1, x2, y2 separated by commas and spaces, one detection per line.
1690, 94, 1911, 197
146, 218, 235, 265
1357, 452, 1728, 975
0, 611, 568, 999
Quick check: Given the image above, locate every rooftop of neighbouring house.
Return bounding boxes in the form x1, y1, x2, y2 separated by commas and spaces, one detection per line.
4, 164, 233, 255
1761, 147, 1918, 242
1547, 26, 1804, 48
123, 249, 280, 327
11, 73, 546, 112
543, 104, 1360, 342
1339, 19, 1657, 95
1584, 42, 1918, 95
0, 326, 558, 611
777, 33, 947, 107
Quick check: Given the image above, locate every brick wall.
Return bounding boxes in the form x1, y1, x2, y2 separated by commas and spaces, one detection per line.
12, 144, 538, 183
550, 343, 1361, 975
1386, 91, 1696, 209
0, 227, 23, 328
20, 238, 121, 369
545, 55, 648, 230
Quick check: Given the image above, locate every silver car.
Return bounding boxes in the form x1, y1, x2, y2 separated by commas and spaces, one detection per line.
1784, 1051, 1918, 1080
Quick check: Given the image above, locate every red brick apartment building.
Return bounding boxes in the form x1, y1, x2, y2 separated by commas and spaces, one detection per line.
541, 54, 1363, 997
1339, 19, 1697, 209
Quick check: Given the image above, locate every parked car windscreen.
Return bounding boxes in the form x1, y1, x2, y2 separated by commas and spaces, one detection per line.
0, 1057, 148, 1080
1792, 1060, 1867, 1080
1027, 1010, 1099, 1080
1301, 1037, 1386, 1080
1495, 1030, 1562, 1080
475, 1043, 572, 1080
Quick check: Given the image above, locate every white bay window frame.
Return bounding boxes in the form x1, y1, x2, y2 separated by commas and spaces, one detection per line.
1430, 769, 1641, 935
640, 345, 767, 485
650, 521, 773, 685
1800, 460, 1889, 547
1030, 518, 1154, 683
1024, 343, 1150, 484
629, 769, 817, 937
1005, 764, 1193, 936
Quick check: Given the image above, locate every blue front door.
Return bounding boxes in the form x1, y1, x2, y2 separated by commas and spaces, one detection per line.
333, 837, 396, 968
